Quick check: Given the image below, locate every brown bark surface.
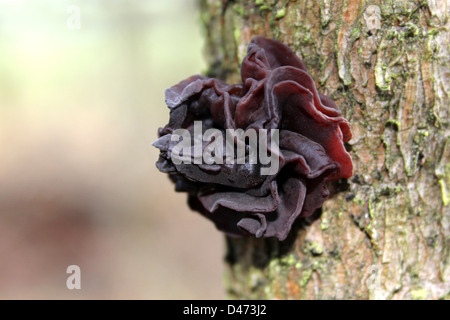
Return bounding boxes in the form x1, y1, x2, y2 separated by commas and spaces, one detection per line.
199, 0, 449, 299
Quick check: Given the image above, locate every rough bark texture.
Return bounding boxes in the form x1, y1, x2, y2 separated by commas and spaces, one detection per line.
199, 0, 449, 299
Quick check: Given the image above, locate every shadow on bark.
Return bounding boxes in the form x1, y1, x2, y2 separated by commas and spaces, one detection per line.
224, 208, 321, 269
225, 178, 350, 269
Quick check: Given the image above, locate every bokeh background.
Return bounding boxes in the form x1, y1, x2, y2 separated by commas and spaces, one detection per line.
0, 0, 225, 299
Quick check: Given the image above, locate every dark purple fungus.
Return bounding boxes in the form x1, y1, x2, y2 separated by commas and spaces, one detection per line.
153, 37, 352, 241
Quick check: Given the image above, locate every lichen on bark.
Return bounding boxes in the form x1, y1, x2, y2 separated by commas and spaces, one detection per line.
199, 0, 449, 299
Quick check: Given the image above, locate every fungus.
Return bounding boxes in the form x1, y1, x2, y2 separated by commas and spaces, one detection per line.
153, 37, 352, 240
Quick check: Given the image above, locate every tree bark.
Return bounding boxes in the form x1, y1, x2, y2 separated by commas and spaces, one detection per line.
199, 0, 449, 299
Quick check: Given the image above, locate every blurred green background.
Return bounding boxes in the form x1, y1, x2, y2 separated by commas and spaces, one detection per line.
0, 0, 225, 299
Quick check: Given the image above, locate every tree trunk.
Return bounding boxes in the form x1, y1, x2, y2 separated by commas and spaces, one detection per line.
199, 0, 449, 299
